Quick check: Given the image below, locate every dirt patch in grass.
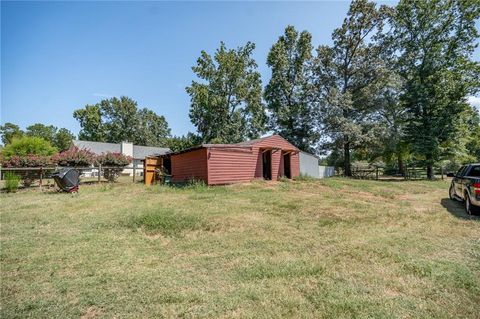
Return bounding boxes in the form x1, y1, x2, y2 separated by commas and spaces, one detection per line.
80, 306, 102, 319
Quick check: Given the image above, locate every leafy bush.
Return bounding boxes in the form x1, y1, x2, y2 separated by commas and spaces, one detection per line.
4, 172, 20, 193
1, 136, 57, 159
51, 147, 96, 167
1, 155, 52, 187
96, 152, 132, 182
96, 152, 132, 167
1, 154, 51, 168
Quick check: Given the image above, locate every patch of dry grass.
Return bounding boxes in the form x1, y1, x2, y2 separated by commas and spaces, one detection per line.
1, 178, 479, 318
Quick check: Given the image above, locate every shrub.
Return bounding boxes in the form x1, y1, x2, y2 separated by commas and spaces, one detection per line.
96, 152, 132, 182
51, 147, 96, 167
186, 178, 207, 188
4, 172, 20, 193
1, 154, 51, 168
1, 136, 57, 159
96, 152, 131, 166
1, 154, 52, 187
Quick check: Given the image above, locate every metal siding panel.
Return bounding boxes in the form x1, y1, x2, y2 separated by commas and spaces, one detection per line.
299, 152, 320, 178
318, 166, 335, 178
251, 135, 298, 150
171, 148, 208, 183
208, 148, 257, 185
171, 135, 301, 185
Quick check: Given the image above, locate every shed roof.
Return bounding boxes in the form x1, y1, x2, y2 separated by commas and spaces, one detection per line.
168, 135, 298, 156
72, 140, 170, 159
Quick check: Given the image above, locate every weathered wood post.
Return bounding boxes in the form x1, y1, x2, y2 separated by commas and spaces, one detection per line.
132, 164, 136, 183
98, 165, 102, 183
39, 167, 43, 191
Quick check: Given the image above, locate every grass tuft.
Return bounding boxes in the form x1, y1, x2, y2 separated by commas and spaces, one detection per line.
236, 260, 325, 280
126, 207, 207, 236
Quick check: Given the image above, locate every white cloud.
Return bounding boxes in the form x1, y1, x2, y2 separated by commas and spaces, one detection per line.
467, 96, 480, 112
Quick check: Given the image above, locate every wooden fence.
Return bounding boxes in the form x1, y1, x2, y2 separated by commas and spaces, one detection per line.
0, 164, 145, 189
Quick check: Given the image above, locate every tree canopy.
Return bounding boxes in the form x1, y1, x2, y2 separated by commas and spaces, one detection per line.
4, 0, 479, 177
390, 0, 480, 178
265, 26, 319, 152
186, 42, 266, 143
0, 123, 23, 145
314, 0, 387, 176
73, 96, 171, 146
165, 133, 203, 153
1, 122, 75, 151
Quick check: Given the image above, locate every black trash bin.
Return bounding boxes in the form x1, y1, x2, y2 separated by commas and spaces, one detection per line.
52, 168, 80, 193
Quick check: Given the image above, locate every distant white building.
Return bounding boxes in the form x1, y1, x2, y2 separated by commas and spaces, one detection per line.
299, 151, 320, 178
71, 140, 170, 176
299, 151, 335, 179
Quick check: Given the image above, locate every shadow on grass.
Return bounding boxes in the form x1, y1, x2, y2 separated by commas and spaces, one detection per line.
440, 198, 479, 220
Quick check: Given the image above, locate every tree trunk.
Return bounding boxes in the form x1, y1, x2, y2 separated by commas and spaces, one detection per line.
427, 165, 433, 180
397, 154, 405, 176
344, 141, 351, 177
426, 153, 434, 180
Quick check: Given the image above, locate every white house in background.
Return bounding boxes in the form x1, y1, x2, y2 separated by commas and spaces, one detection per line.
71, 140, 170, 176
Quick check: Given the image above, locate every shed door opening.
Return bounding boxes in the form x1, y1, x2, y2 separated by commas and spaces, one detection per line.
283, 153, 291, 178
262, 150, 272, 180
163, 157, 171, 174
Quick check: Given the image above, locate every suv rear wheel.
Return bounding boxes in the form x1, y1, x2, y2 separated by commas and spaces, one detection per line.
465, 193, 479, 215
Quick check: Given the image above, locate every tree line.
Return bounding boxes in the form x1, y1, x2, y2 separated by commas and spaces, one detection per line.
1, 0, 479, 179
186, 0, 480, 179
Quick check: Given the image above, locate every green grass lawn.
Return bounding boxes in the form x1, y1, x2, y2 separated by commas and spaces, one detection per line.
1, 178, 479, 318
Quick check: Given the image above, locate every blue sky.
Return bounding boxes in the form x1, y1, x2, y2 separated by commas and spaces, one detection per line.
1, 1, 477, 138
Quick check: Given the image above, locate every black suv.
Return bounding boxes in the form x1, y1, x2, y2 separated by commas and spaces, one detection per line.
448, 164, 480, 215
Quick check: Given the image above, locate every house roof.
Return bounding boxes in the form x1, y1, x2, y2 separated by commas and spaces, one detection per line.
72, 140, 170, 159
133, 145, 170, 159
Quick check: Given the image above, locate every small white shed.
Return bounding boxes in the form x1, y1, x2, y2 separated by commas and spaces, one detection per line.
299, 151, 320, 178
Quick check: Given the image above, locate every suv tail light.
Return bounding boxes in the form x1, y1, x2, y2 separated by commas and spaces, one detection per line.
473, 183, 480, 196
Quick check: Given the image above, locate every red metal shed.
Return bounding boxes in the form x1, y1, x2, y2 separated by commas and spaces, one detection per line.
169, 135, 300, 185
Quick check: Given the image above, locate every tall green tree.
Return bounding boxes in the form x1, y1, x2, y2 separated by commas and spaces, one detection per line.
73, 96, 171, 146
440, 104, 480, 168
391, 0, 480, 179
25, 123, 75, 151
73, 105, 106, 142
0, 123, 24, 145
99, 97, 139, 144
375, 74, 410, 175
314, 0, 387, 176
136, 108, 172, 146
54, 128, 76, 151
26, 124, 57, 144
186, 42, 266, 143
265, 26, 318, 152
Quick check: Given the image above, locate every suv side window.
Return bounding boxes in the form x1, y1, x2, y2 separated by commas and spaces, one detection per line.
467, 165, 480, 177
456, 166, 466, 177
